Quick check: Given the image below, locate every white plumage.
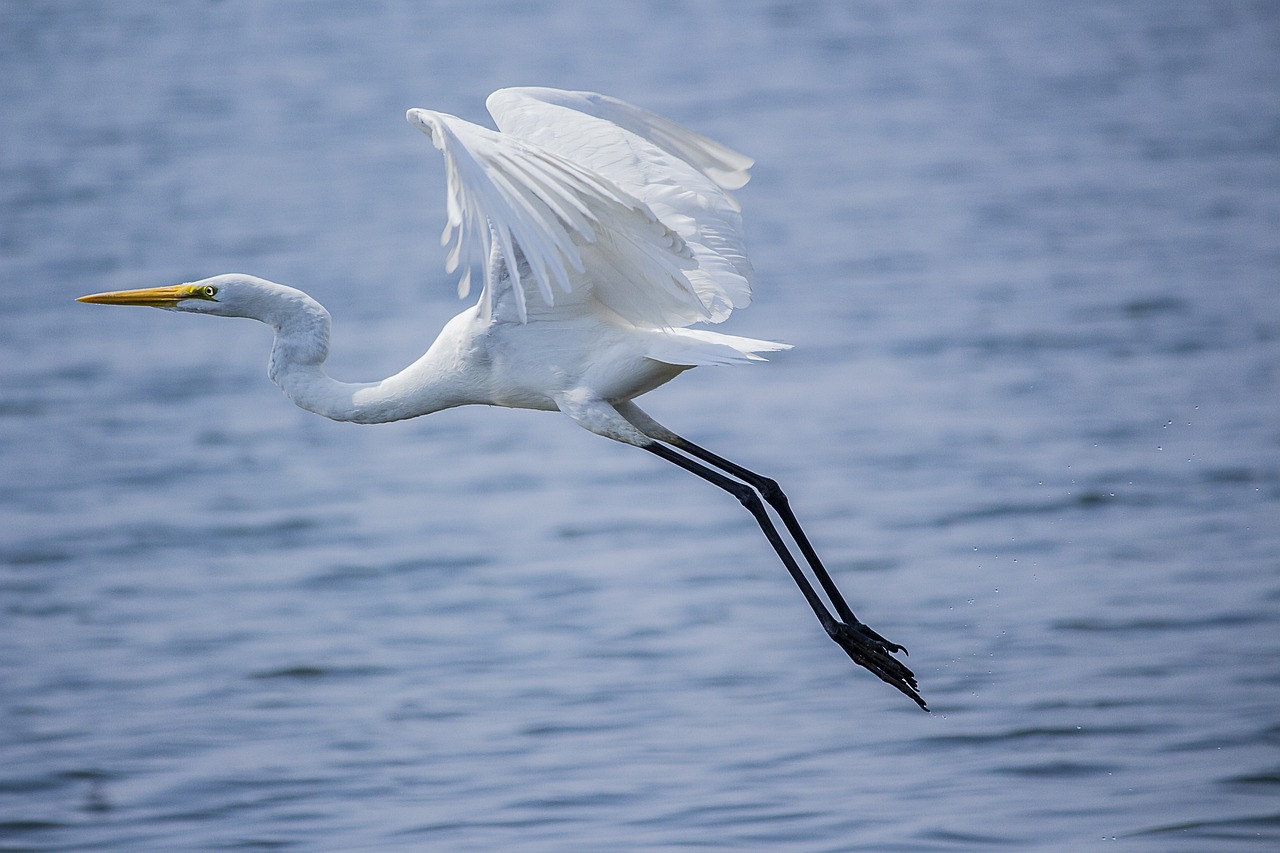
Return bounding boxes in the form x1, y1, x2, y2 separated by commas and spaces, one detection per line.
405, 87, 775, 347
78, 88, 925, 709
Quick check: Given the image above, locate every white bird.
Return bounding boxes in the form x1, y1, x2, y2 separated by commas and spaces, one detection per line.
79, 88, 924, 709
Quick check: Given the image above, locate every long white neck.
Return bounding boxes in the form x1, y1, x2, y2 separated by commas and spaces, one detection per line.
264, 294, 476, 424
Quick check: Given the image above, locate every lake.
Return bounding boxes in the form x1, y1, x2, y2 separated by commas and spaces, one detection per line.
1, 1, 1277, 849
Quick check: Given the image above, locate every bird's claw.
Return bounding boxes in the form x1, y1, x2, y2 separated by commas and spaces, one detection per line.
828, 621, 928, 711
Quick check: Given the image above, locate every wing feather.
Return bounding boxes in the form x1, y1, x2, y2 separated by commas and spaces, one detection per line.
486, 87, 756, 323
489, 87, 754, 193
408, 105, 708, 326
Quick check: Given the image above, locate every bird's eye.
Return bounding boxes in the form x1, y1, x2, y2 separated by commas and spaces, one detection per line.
202, 285, 218, 299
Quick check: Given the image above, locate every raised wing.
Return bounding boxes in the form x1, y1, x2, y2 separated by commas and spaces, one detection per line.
407, 89, 756, 328
409, 106, 709, 327
486, 87, 755, 323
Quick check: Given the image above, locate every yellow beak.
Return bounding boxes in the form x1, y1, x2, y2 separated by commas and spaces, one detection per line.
76, 284, 209, 307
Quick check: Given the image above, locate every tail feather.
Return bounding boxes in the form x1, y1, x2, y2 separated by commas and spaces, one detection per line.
646, 327, 791, 366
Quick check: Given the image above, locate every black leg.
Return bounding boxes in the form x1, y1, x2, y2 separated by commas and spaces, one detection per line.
668, 437, 908, 649
671, 439, 863, 622
642, 441, 926, 710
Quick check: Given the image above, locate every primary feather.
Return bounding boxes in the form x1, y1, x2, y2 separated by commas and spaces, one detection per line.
487, 88, 755, 323
407, 87, 760, 331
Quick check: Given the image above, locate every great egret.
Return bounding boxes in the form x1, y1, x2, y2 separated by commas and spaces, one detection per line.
79, 87, 925, 709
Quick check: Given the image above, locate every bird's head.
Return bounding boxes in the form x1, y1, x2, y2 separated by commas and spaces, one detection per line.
78, 274, 322, 326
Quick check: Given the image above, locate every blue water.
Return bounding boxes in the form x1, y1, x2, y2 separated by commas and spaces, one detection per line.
3, 2, 1278, 849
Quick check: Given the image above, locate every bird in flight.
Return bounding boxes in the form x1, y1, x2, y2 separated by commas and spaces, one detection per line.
79, 88, 925, 709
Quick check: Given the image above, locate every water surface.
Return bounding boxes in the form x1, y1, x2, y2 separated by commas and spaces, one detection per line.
2, 2, 1278, 849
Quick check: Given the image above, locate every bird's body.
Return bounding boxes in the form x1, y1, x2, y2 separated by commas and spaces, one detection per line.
79, 88, 926, 709
253, 275, 695, 428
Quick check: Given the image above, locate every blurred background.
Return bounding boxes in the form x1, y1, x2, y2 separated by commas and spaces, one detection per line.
1, 1, 1277, 849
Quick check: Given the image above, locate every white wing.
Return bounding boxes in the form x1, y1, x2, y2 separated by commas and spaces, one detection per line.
407, 89, 755, 328
486, 87, 755, 324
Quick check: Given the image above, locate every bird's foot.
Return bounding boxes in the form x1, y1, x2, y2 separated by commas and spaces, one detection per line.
827, 620, 928, 711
